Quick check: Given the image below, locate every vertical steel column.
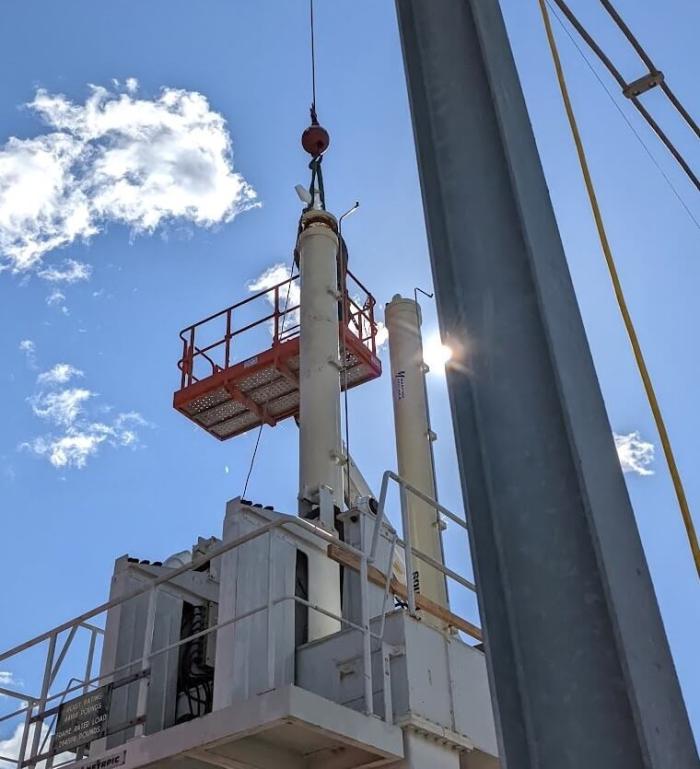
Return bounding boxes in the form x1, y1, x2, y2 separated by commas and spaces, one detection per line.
134, 587, 156, 738
394, 2, 696, 768
266, 532, 275, 691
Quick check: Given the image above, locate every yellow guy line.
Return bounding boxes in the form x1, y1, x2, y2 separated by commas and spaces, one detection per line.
537, 0, 700, 578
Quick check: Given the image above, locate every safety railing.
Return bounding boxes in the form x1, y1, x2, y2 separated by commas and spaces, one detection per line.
0, 622, 103, 769
177, 269, 378, 389
0, 476, 479, 769
342, 270, 378, 356
369, 471, 479, 632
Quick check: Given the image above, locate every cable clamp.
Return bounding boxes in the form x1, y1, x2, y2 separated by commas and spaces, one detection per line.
330, 449, 347, 465
623, 70, 664, 99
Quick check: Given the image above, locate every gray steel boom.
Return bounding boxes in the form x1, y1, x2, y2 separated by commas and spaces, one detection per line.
394, 1, 697, 767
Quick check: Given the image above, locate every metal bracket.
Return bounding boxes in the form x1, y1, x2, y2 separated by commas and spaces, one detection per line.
623, 70, 664, 99
318, 485, 336, 530
434, 517, 447, 532
330, 449, 347, 466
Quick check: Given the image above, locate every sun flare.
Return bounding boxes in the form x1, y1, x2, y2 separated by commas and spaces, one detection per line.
422, 334, 453, 372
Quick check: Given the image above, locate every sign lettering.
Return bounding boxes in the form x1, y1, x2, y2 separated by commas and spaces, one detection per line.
53, 686, 112, 754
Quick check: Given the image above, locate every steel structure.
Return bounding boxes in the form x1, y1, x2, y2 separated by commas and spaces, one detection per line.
0, 473, 492, 769
394, 1, 697, 768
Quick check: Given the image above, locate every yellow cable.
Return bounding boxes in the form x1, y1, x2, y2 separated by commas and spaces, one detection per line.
537, 0, 700, 579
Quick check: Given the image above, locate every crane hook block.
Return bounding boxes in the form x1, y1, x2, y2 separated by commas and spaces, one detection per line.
302, 123, 330, 157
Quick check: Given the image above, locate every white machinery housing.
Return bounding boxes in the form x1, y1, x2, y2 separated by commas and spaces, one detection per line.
83, 497, 498, 769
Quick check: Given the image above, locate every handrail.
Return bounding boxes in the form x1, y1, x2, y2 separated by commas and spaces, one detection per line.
178, 274, 300, 339
176, 268, 379, 389
0, 514, 359, 664
370, 470, 470, 564
368, 470, 477, 630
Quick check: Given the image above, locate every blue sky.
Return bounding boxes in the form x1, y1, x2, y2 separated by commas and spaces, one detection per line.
0, 0, 697, 748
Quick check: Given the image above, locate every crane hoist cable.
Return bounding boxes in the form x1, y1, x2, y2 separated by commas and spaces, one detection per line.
305, 0, 356, 508
242, 422, 263, 498
549, 0, 700, 191
241, 253, 298, 499
598, 0, 700, 140
545, 1, 699, 232
241, 0, 323, 500
300, 0, 329, 212
538, 0, 700, 579
309, 0, 317, 115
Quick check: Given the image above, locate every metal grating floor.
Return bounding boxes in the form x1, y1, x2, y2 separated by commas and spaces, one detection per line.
174, 335, 381, 441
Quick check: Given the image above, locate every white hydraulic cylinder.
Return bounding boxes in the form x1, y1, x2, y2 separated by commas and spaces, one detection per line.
296, 208, 342, 639
297, 209, 343, 513
385, 294, 449, 613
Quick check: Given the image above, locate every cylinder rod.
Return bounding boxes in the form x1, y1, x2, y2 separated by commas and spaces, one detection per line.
296, 208, 343, 640
385, 294, 449, 619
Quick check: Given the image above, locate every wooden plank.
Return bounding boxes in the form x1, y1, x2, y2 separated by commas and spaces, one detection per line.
327, 544, 482, 642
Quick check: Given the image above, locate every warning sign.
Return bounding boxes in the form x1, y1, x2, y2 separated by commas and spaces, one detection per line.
53, 685, 112, 753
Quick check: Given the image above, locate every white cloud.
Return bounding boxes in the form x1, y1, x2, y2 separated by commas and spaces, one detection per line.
26, 430, 104, 469
21, 366, 148, 469
1, 461, 16, 483
36, 363, 83, 386
0, 132, 93, 272
375, 323, 388, 348
45, 282, 73, 315
31, 387, 93, 426
38, 259, 91, 283
125, 77, 139, 94
0, 723, 33, 764
0, 671, 18, 688
248, 263, 300, 330
0, 83, 257, 275
19, 339, 37, 369
0, 722, 72, 769
46, 288, 65, 305
614, 431, 655, 476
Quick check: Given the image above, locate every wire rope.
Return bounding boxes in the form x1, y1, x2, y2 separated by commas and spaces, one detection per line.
538, 0, 700, 578
310, 0, 317, 114
242, 423, 263, 499
598, 0, 700, 140
240, 252, 298, 499
545, 1, 700, 231
549, 0, 700, 191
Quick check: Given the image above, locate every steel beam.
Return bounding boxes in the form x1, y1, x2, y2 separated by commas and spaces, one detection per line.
394, 2, 697, 767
